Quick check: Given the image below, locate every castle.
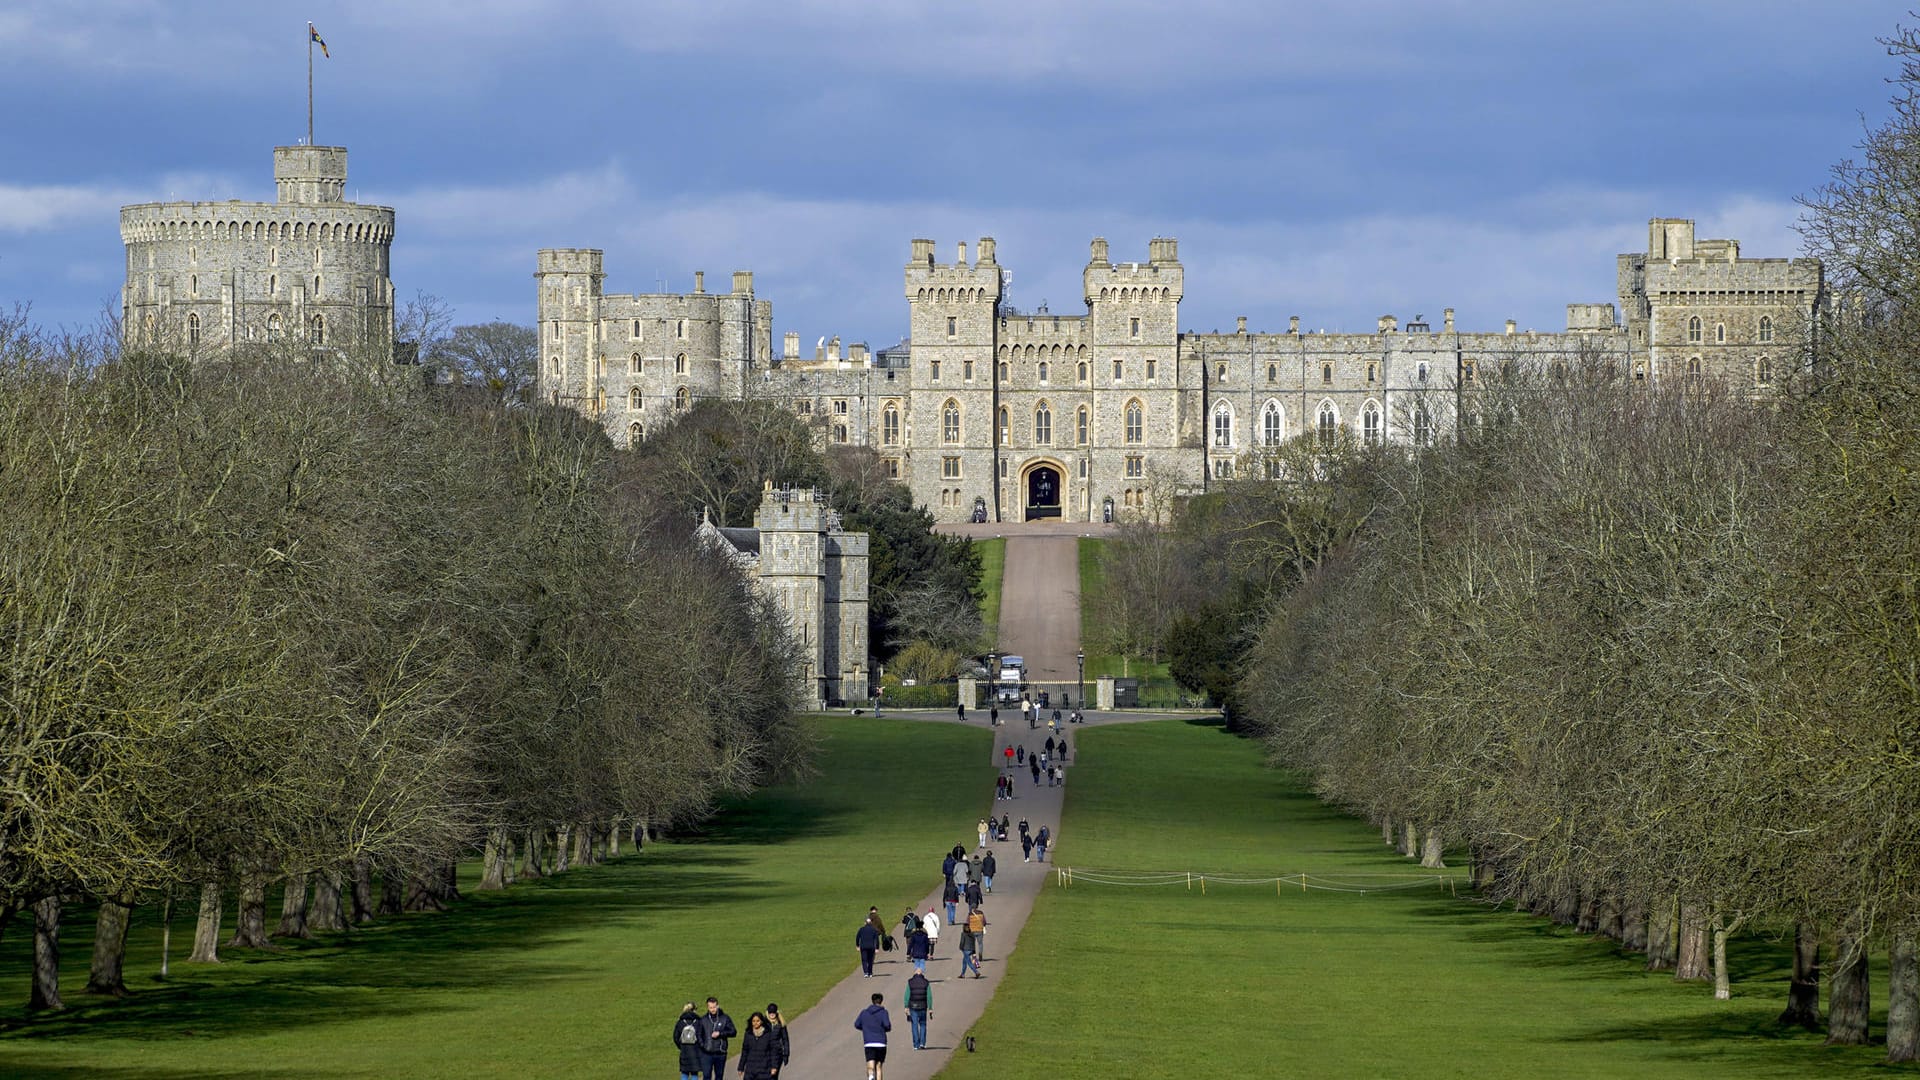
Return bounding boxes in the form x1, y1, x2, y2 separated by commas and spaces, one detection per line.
698, 486, 871, 708
120, 145, 395, 356
113, 140, 1826, 527
537, 221, 1825, 523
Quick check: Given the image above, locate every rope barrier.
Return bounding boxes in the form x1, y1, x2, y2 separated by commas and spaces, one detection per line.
1058, 867, 1462, 896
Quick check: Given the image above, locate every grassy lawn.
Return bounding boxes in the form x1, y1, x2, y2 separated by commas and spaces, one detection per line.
1076, 537, 1184, 706
0, 716, 991, 1079
975, 536, 1006, 636
941, 718, 1890, 1079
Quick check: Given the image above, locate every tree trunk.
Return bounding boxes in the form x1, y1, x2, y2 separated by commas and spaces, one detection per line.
404, 869, 446, 913
521, 828, 546, 879
1471, 852, 1496, 892
1828, 935, 1871, 1045
1646, 897, 1676, 971
188, 882, 223, 963
608, 818, 622, 858
1419, 830, 1446, 869
553, 825, 572, 873
378, 865, 404, 916
85, 898, 132, 996
1777, 922, 1821, 1030
1620, 897, 1647, 952
310, 869, 345, 932
1674, 903, 1710, 981
276, 873, 311, 938
1889, 929, 1918, 1062
1712, 918, 1733, 1000
29, 895, 63, 1010
350, 858, 375, 923
1381, 816, 1394, 847
227, 876, 271, 948
1577, 891, 1601, 935
480, 827, 512, 890
159, 892, 173, 979
1551, 885, 1580, 927
573, 823, 593, 867
442, 860, 461, 903
1598, 894, 1624, 942
1399, 821, 1417, 858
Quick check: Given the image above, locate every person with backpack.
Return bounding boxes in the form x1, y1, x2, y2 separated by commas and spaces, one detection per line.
674, 1002, 704, 1080
766, 1004, 791, 1076
856, 918, 882, 977
698, 997, 737, 1080
903, 970, 933, 1049
957, 922, 982, 978
941, 878, 959, 924
981, 850, 997, 893
1036, 825, 1051, 863
855, 991, 892, 1080
900, 906, 920, 942
737, 1012, 780, 1080
965, 904, 987, 957
964, 878, 983, 913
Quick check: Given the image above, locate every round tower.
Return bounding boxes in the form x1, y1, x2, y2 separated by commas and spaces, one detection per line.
120, 145, 394, 357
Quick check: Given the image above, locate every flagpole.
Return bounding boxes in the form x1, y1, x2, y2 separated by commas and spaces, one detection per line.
307, 23, 314, 146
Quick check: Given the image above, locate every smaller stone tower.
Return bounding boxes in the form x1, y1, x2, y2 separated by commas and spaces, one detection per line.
905, 238, 1002, 522
752, 486, 872, 707
534, 248, 605, 413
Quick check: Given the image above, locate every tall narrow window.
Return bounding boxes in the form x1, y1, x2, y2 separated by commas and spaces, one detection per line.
1129, 317, 1140, 338
187, 312, 200, 346
1262, 402, 1283, 446
1077, 361, 1089, 382
963, 359, 974, 381
1412, 404, 1432, 447
1038, 361, 1050, 383
1214, 361, 1226, 382
675, 386, 690, 409
1759, 315, 1774, 343
1076, 405, 1089, 445
883, 403, 900, 446
930, 359, 941, 380
1112, 358, 1123, 380
1212, 402, 1233, 448
942, 399, 961, 444
675, 353, 688, 375
999, 361, 1010, 383
1034, 402, 1052, 445
632, 319, 642, 338
1321, 361, 1333, 384
1416, 361, 1429, 384
1688, 316, 1702, 343
1124, 399, 1143, 445
1756, 356, 1773, 386
1366, 362, 1377, 384
631, 353, 643, 374
1687, 356, 1702, 384
628, 387, 642, 409
1147, 358, 1158, 380
676, 318, 687, 339
1317, 402, 1337, 447
947, 316, 957, 338
998, 405, 1010, 445
1715, 323, 1726, 343
1362, 402, 1381, 445
1267, 362, 1277, 383
267, 313, 283, 341
629, 422, 643, 445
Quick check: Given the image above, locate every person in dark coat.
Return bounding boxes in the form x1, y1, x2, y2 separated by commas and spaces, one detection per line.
674, 1002, 705, 1080
698, 997, 738, 1080
942, 878, 960, 924
856, 917, 883, 977
1021, 831, 1034, 862
855, 992, 892, 1080
942, 851, 957, 882
981, 850, 998, 893
766, 1004, 792, 1075
737, 1012, 780, 1080
906, 924, 931, 973
1029, 756, 1040, 785
964, 878, 983, 911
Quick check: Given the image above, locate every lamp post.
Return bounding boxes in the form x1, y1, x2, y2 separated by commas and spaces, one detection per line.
1076, 649, 1085, 715
988, 652, 998, 719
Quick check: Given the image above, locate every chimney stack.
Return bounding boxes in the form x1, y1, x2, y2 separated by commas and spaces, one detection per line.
784, 331, 799, 360
1443, 307, 1455, 333
732, 270, 753, 295
1236, 316, 1247, 334
1288, 315, 1300, 335
694, 271, 705, 293
1505, 319, 1517, 335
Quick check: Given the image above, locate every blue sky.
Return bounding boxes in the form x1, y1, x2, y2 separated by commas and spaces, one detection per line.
0, 2, 1899, 348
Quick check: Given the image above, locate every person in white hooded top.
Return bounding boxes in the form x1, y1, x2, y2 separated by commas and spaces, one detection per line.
921, 906, 940, 954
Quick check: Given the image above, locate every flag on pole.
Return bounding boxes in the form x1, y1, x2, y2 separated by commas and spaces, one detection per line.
309, 23, 330, 58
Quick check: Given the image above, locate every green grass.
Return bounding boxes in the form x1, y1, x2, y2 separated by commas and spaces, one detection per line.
1076, 537, 1185, 706
0, 716, 992, 1079
975, 536, 1006, 636
941, 718, 1891, 1079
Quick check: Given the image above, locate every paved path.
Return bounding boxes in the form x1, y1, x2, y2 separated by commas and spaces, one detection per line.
752, 528, 1207, 1080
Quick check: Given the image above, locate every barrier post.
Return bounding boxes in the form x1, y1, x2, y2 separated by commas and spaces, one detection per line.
1186, 872, 1191, 891
1200, 875, 1206, 895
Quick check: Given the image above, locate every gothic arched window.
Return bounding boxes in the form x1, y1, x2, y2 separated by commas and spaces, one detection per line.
883, 402, 900, 446
1034, 401, 1052, 445
1212, 402, 1233, 448
1317, 402, 1337, 447
942, 399, 961, 444
1262, 401, 1283, 446
1124, 399, 1143, 445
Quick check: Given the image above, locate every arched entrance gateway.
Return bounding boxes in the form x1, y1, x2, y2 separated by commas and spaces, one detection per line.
1022, 461, 1064, 521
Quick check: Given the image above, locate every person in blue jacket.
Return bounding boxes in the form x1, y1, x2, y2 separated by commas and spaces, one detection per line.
855, 991, 892, 1080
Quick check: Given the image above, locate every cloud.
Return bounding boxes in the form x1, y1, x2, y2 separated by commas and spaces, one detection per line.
0, 182, 142, 233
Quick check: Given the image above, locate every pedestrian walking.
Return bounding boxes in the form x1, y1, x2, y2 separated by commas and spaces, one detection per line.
952, 855, 970, 889
737, 1012, 779, 1080
958, 924, 982, 978
856, 918, 882, 977
942, 879, 959, 924
990, 705, 999, 726
965, 904, 987, 959
982, 850, 997, 892
907, 923, 931, 973
942, 851, 957, 882
1036, 825, 1051, 863
1054, 765, 1064, 786
900, 907, 920, 940
1003, 744, 1014, 768
904, 970, 933, 1050
674, 1002, 704, 1080
766, 1004, 791, 1077
977, 817, 989, 849
1018, 816, 1029, 842
998, 813, 1011, 841
1052, 707, 1062, 726
957, 701, 966, 722
923, 905, 941, 953
698, 997, 737, 1080
856, 992, 892, 1080
1058, 740, 1069, 762
1016, 745, 1026, 765
1029, 757, 1040, 785
964, 878, 983, 911
1045, 735, 1055, 755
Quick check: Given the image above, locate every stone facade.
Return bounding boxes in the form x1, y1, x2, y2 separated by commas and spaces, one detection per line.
121, 146, 395, 357
699, 487, 871, 708
541, 217, 1824, 523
